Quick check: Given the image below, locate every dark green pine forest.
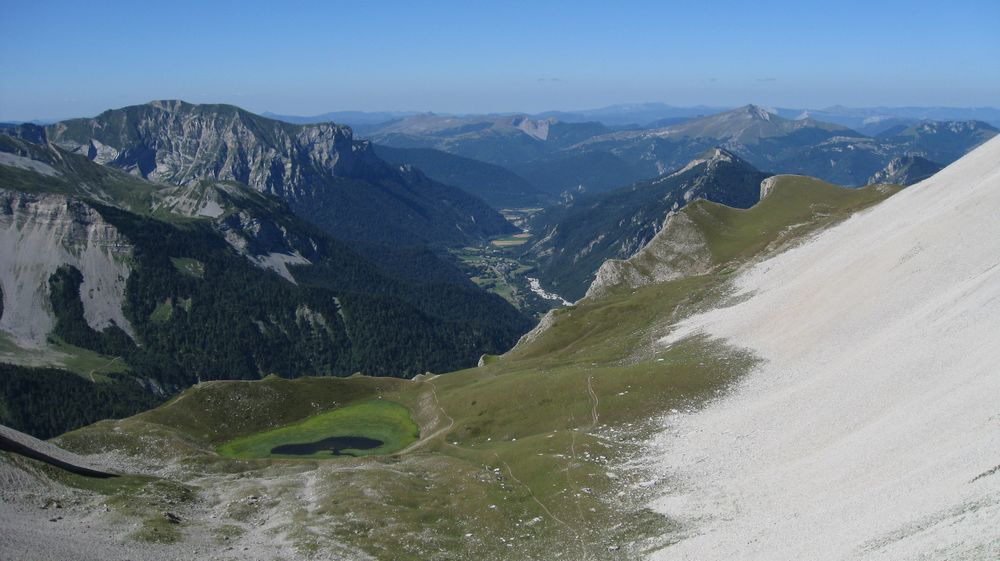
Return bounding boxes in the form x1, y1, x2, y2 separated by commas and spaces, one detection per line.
0, 196, 532, 439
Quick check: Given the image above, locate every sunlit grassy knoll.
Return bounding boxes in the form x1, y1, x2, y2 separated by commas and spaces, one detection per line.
688, 176, 901, 264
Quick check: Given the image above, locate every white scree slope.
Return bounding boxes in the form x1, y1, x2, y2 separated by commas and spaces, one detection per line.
651, 135, 1000, 560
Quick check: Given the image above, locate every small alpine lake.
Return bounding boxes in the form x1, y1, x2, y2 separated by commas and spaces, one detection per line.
217, 400, 419, 459
271, 435, 383, 456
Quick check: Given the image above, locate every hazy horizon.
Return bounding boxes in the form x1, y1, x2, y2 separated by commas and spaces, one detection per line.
2, 0, 998, 122
6, 99, 1000, 125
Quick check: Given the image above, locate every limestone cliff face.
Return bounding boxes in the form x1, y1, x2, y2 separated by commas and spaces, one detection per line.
1, 127, 319, 289
585, 211, 713, 299
866, 155, 943, 187
759, 176, 779, 200
47, 100, 366, 200
44, 101, 515, 245
0, 189, 134, 348
154, 181, 318, 282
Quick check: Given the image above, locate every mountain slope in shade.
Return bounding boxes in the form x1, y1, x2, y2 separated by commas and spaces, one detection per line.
780, 121, 994, 187
44, 100, 515, 246
510, 150, 651, 198
651, 135, 1000, 560
524, 149, 768, 301
878, 119, 998, 164
372, 144, 552, 208
866, 155, 943, 186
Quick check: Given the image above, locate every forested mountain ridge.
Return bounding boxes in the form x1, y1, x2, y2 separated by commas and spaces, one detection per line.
372, 144, 552, 208
0, 133, 532, 438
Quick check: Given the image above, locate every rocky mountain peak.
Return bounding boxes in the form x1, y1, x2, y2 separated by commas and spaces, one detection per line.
667, 147, 745, 178
866, 155, 943, 186
741, 104, 775, 121
510, 115, 555, 140
701, 146, 738, 163
37, 102, 515, 246
46, 101, 365, 198
147, 99, 194, 112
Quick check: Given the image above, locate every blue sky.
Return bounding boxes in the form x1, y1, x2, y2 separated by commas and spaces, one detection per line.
1, 0, 998, 120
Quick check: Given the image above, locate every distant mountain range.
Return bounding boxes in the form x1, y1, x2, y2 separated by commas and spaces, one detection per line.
364, 114, 612, 166
261, 110, 420, 127
259, 104, 726, 129
359, 104, 997, 197
18, 102, 994, 213
264, 103, 1000, 130
771, 105, 1000, 134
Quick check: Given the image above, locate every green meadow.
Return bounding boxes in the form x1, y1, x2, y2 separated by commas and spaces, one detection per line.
218, 400, 419, 459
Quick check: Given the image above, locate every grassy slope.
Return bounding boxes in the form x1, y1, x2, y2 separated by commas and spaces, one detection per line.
611, 175, 901, 288
691, 176, 901, 264
49, 176, 900, 560
0, 331, 126, 380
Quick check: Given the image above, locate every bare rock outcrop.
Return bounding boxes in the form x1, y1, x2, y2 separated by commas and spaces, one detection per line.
0, 190, 135, 348
585, 211, 713, 299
